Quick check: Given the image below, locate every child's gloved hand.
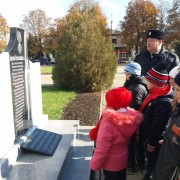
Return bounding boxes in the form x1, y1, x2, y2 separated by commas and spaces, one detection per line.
89, 115, 103, 141
89, 127, 98, 141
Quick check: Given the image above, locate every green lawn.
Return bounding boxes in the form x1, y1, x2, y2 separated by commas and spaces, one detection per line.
42, 86, 77, 120
41, 66, 53, 74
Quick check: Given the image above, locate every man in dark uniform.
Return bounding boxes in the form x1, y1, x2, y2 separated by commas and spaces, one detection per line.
134, 29, 179, 76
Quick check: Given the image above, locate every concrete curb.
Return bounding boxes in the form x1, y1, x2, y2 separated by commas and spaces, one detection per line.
0, 126, 37, 179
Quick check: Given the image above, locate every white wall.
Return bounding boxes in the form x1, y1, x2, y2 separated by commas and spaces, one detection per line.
29, 62, 48, 128
0, 52, 15, 157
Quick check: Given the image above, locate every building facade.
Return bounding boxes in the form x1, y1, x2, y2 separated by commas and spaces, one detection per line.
109, 29, 131, 63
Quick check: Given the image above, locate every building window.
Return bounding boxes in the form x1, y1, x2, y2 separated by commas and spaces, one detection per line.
112, 39, 117, 44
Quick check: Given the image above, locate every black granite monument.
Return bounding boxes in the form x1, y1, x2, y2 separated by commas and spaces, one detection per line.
5, 27, 32, 135
4, 27, 61, 156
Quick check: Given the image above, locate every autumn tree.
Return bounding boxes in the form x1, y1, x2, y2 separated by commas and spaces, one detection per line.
165, 0, 180, 57
20, 9, 52, 58
119, 0, 158, 53
41, 18, 61, 56
53, 0, 117, 92
0, 14, 9, 53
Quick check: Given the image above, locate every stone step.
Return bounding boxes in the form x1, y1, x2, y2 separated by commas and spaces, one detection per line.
2, 120, 80, 180
57, 126, 94, 180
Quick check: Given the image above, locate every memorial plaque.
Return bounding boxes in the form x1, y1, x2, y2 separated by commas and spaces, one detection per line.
22, 128, 62, 156
5, 28, 32, 133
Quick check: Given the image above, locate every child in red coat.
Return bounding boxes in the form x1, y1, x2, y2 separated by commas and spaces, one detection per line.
89, 87, 143, 180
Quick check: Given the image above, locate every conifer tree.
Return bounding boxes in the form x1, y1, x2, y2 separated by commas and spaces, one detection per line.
53, 0, 117, 92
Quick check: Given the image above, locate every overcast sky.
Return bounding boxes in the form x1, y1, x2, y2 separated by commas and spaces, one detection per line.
0, 0, 171, 30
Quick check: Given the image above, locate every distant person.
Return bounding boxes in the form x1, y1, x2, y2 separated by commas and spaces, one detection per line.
89, 87, 143, 180
124, 62, 148, 173
139, 65, 173, 180
134, 29, 179, 76
152, 72, 180, 180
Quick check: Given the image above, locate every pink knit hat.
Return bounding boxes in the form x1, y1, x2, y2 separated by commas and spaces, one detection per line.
105, 87, 132, 110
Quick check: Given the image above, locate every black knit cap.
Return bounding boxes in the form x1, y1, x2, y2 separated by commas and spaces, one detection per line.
174, 72, 180, 86
147, 29, 164, 40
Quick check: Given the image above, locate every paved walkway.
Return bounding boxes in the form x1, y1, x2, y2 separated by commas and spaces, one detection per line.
57, 126, 94, 180
41, 74, 53, 85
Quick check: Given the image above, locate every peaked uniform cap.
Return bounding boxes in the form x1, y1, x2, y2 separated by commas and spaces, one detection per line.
147, 29, 164, 40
